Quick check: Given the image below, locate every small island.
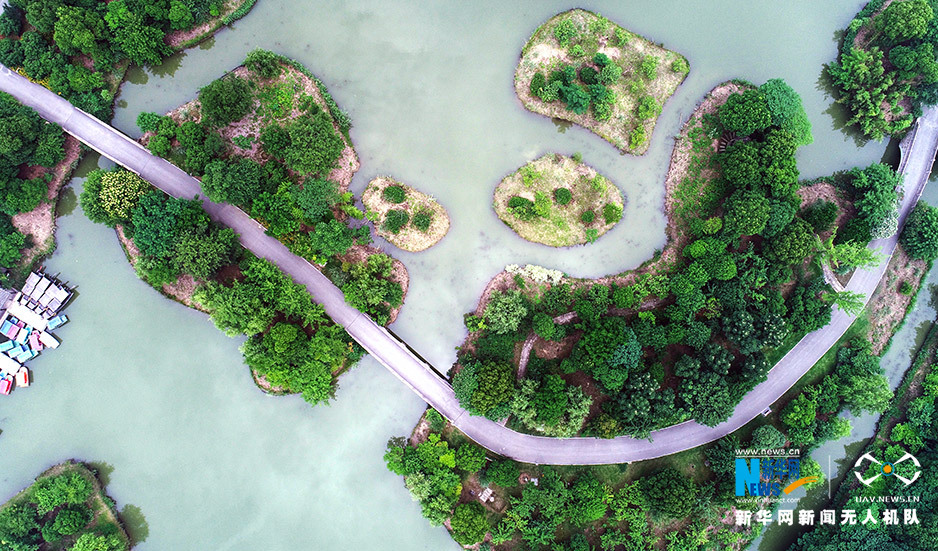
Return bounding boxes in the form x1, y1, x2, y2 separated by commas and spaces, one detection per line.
362, 177, 450, 252
0, 461, 132, 551
515, 9, 689, 154
494, 154, 623, 247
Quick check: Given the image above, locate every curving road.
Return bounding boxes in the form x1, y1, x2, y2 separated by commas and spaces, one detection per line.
2, 64, 936, 465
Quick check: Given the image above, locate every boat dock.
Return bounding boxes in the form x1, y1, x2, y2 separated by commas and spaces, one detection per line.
0, 271, 72, 395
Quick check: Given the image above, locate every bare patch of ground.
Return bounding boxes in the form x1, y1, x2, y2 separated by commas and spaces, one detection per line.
362, 176, 450, 252
493, 154, 623, 247
515, 9, 689, 154
865, 244, 928, 354
13, 136, 82, 269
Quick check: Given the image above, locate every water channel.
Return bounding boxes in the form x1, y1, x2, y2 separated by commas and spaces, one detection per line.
0, 1, 924, 549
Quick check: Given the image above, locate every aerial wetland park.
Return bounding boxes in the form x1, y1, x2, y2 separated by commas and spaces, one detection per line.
2, 1, 938, 550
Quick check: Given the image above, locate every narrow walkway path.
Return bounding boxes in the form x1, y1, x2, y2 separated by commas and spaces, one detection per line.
2, 65, 935, 464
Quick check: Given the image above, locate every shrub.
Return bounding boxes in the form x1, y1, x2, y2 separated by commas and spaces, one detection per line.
593, 52, 610, 67
900, 202, 938, 260
530, 72, 547, 98
630, 125, 647, 147
592, 100, 612, 121
579, 66, 598, 85
803, 199, 839, 233
147, 135, 171, 157
449, 502, 489, 545
553, 19, 577, 46
580, 210, 595, 224
671, 57, 689, 73
569, 44, 585, 57
553, 187, 572, 205
426, 409, 445, 431
383, 209, 409, 234
636, 95, 659, 119
198, 75, 253, 126
507, 196, 536, 220
533, 191, 551, 217
136, 111, 162, 133
598, 62, 622, 85
413, 210, 432, 232
382, 184, 406, 203
603, 203, 623, 224
899, 280, 913, 295
639, 55, 659, 79
244, 49, 282, 78
572, 151, 583, 162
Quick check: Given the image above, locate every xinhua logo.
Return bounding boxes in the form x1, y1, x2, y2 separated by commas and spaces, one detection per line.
735, 456, 820, 497
854, 452, 920, 486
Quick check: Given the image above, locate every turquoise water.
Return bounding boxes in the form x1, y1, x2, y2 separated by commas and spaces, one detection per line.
0, 1, 907, 549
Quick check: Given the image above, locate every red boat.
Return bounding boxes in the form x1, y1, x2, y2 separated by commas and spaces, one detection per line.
0, 377, 12, 395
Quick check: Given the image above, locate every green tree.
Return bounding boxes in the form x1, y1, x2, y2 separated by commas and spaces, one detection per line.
900, 201, 938, 260
294, 179, 340, 224
48, 505, 91, 537
198, 75, 253, 126
724, 189, 770, 236
278, 111, 345, 176
483, 290, 528, 335
642, 468, 698, 519
201, 158, 266, 207
485, 460, 519, 488
244, 49, 282, 78
759, 78, 813, 145
69, 533, 128, 551
875, 0, 933, 43
751, 425, 787, 449
104, 0, 170, 66
718, 89, 772, 136
98, 169, 151, 221
449, 502, 489, 545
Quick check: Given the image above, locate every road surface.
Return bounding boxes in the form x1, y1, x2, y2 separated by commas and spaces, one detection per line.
1, 65, 935, 464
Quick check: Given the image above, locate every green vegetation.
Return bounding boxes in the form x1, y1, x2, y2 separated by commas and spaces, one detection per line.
830, 0, 938, 140
452, 80, 887, 443
136, 50, 407, 324
789, 322, 938, 550
516, 9, 689, 153
0, 461, 130, 551
494, 154, 624, 247
900, 200, 938, 260
362, 177, 450, 252
80, 167, 361, 406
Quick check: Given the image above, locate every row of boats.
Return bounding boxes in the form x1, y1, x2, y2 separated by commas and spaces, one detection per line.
0, 271, 72, 395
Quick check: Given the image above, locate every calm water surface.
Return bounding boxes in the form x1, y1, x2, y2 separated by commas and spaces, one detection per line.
0, 1, 911, 549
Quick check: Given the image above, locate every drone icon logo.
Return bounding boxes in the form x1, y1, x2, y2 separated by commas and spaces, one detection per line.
854, 452, 921, 486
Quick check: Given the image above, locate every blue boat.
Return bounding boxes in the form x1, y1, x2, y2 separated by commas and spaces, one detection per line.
0, 340, 13, 352
47, 315, 68, 330
15, 349, 33, 362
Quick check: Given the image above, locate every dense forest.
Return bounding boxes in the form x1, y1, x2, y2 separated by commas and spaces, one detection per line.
831, 0, 938, 139
136, 49, 406, 325
452, 79, 889, 442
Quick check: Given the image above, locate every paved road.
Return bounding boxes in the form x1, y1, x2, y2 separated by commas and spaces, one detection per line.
2, 65, 936, 464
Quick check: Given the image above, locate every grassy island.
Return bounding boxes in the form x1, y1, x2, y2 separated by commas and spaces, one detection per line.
831, 0, 938, 140
0, 461, 132, 551
362, 177, 450, 252
515, 9, 689, 154
494, 154, 623, 247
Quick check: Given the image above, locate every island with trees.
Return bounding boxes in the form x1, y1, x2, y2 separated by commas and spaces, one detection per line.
0, 0, 259, 284
831, 0, 938, 140
493, 154, 623, 247
362, 177, 450, 252
135, 49, 408, 326
382, 68, 938, 547
515, 9, 689, 154
0, 461, 132, 551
